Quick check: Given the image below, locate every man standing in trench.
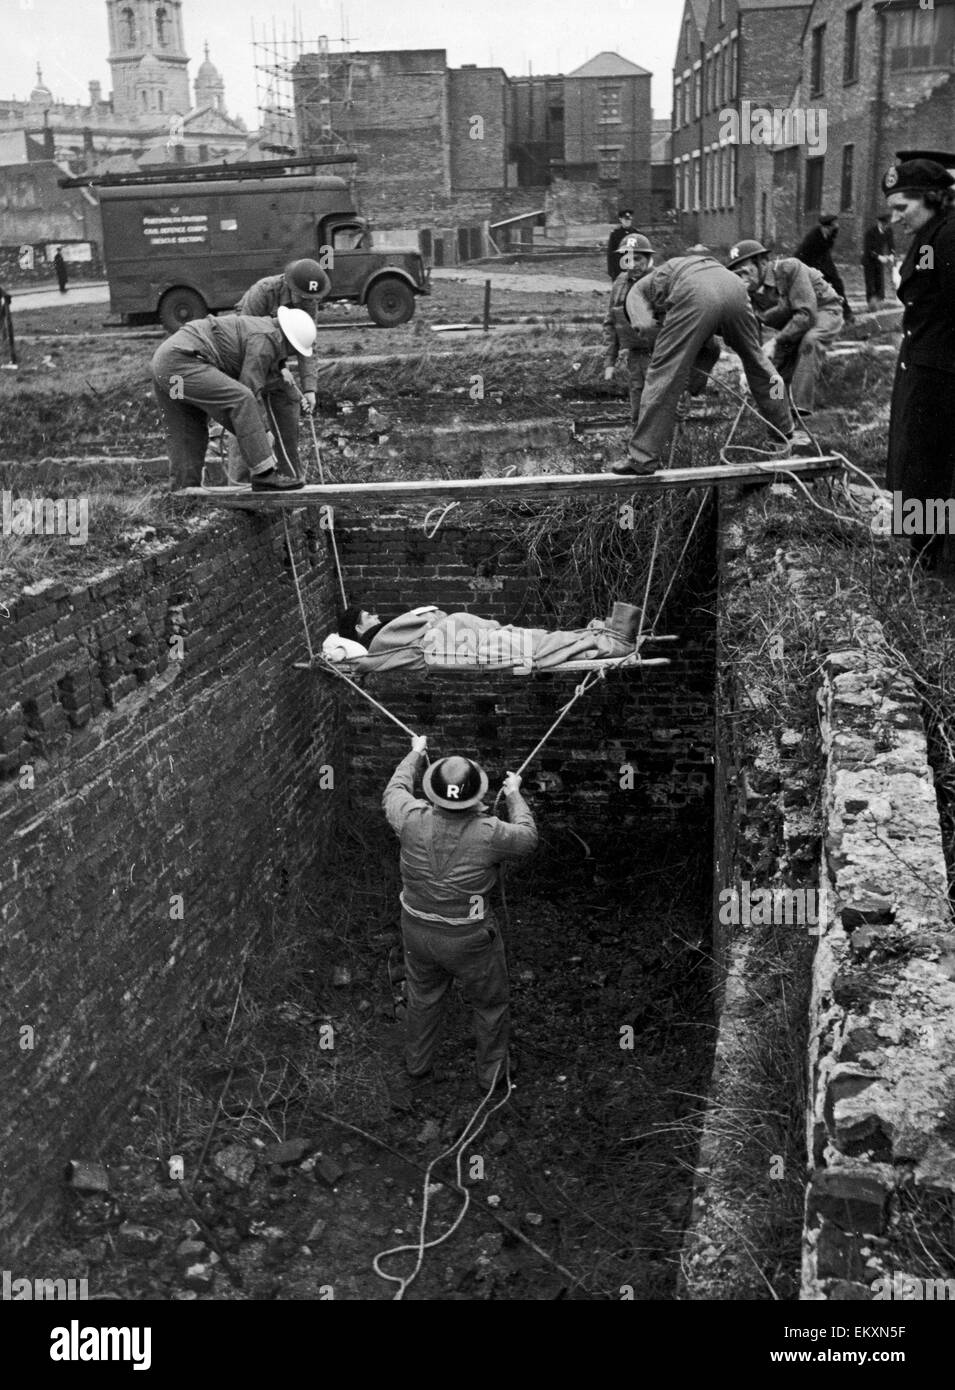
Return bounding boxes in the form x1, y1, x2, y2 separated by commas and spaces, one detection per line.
383, 736, 538, 1093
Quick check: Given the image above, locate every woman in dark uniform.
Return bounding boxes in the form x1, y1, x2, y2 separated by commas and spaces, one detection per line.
883, 157, 955, 569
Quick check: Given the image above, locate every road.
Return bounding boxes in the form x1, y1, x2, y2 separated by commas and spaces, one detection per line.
10, 281, 110, 310
10, 268, 608, 314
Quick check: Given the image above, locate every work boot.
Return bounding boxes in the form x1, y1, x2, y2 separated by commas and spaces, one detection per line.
251, 468, 305, 492
607, 456, 660, 476
787, 429, 816, 457
604, 601, 642, 643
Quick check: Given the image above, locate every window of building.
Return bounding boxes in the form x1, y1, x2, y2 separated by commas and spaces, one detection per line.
719, 0, 726, 24
887, 5, 955, 70
599, 86, 621, 124
694, 68, 702, 119
597, 146, 622, 180
685, 20, 692, 58
693, 153, 701, 210
122, 6, 136, 46
844, 6, 861, 83
728, 144, 737, 208
158, 89, 164, 112
683, 79, 691, 126
730, 36, 739, 97
810, 24, 826, 95
840, 143, 854, 210
156, 7, 169, 47
674, 79, 682, 127
805, 156, 825, 212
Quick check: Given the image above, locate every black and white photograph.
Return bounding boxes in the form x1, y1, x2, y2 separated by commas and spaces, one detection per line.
1, 0, 954, 1355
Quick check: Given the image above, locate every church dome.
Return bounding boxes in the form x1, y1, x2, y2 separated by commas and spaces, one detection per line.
196, 43, 222, 83
29, 64, 52, 106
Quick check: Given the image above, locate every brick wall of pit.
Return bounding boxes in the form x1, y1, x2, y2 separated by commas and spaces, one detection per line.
0, 512, 341, 1255
332, 503, 716, 858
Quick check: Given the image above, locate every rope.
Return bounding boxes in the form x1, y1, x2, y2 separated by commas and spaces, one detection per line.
372, 1060, 513, 1299
282, 512, 315, 665
313, 653, 419, 738
422, 502, 460, 539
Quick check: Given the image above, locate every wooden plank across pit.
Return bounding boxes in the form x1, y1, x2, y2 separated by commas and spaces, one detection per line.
179, 456, 843, 510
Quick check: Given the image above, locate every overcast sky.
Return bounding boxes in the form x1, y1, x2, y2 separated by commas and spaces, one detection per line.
3, 0, 683, 126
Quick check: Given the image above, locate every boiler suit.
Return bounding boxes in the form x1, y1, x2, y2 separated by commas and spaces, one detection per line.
382, 748, 538, 1088
627, 254, 794, 465
151, 314, 289, 490
753, 257, 844, 414
603, 269, 659, 458
223, 276, 323, 482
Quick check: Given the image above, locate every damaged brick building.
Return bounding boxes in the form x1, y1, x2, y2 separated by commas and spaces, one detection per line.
290, 47, 658, 233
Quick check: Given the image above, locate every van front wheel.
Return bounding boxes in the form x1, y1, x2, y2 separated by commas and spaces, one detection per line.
365, 277, 415, 327
159, 287, 207, 334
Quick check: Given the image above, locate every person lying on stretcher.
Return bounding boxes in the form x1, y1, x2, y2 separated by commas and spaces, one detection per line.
323, 601, 645, 672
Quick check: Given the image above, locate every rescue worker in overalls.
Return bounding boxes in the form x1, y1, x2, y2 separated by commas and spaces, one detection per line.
603, 234, 660, 457
151, 306, 316, 491
383, 737, 538, 1093
727, 239, 844, 418
225, 259, 332, 482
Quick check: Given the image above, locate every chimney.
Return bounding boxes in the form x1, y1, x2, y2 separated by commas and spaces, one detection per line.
89, 80, 102, 107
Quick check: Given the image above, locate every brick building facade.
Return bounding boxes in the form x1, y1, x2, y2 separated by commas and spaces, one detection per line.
292, 47, 656, 228
671, 0, 811, 250
770, 0, 955, 260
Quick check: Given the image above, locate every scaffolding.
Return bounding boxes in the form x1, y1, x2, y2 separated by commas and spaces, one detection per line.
252, 19, 369, 160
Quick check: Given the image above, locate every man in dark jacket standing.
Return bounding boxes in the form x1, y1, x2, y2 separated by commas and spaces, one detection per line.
883, 157, 955, 569
383, 737, 538, 1092
606, 209, 634, 278
862, 215, 895, 310
796, 214, 851, 319
151, 307, 315, 491
52, 249, 68, 294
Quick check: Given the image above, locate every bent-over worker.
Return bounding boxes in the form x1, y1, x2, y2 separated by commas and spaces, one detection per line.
226, 258, 332, 481
151, 306, 316, 491
728, 239, 844, 417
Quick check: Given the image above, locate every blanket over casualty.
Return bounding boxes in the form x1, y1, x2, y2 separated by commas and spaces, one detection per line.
323, 608, 634, 672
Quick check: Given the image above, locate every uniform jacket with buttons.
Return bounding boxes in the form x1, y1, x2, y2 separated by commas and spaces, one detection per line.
756, 257, 843, 344
235, 275, 320, 393
603, 270, 660, 366
168, 314, 290, 396
896, 211, 955, 374
383, 750, 538, 924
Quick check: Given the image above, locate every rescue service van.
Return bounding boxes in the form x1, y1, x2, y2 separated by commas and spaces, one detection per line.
81, 159, 429, 331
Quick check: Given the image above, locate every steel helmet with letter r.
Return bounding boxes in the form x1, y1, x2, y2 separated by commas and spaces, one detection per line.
285, 258, 331, 300
423, 756, 489, 810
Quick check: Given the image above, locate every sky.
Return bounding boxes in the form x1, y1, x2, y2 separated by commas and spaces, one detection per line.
2, 0, 684, 127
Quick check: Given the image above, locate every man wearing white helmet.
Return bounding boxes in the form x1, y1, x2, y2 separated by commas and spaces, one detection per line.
151, 305, 316, 491
603, 233, 660, 453
383, 734, 538, 1093
226, 259, 332, 481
